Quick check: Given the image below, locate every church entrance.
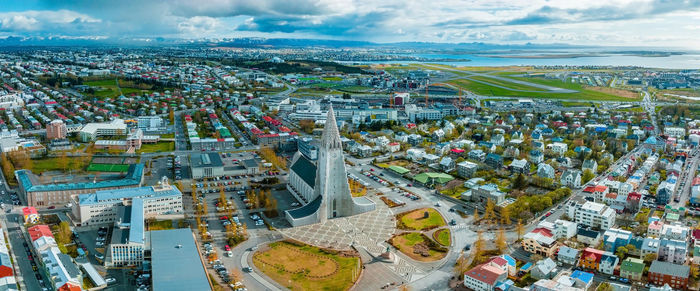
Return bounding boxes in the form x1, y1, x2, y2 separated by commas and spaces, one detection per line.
332, 199, 337, 217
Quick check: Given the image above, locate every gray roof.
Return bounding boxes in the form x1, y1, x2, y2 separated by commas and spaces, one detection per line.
57, 253, 81, 278
242, 159, 258, 168
649, 260, 690, 278
286, 195, 322, 219
290, 154, 316, 187
190, 153, 223, 168
151, 229, 210, 291
557, 246, 579, 258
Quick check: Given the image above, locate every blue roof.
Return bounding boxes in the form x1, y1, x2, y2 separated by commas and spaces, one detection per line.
520, 262, 533, 271
571, 270, 594, 284
500, 255, 516, 267
129, 198, 145, 244
79, 184, 181, 206
17, 163, 144, 192
151, 229, 210, 291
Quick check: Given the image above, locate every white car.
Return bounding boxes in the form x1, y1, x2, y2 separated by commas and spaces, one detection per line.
105, 277, 117, 284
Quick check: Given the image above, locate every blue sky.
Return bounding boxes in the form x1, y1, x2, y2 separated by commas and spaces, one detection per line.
0, 0, 699, 48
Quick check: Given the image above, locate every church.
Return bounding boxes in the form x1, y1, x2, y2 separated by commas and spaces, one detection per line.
285, 106, 376, 227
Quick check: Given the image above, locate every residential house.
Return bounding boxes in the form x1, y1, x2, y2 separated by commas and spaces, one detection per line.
522, 228, 559, 257
648, 260, 690, 290
603, 228, 633, 253
463, 257, 508, 291
579, 248, 604, 270
485, 153, 503, 169
619, 258, 645, 281
22, 206, 39, 224
457, 161, 479, 178
529, 149, 545, 164
537, 164, 555, 179
440, 157, 455, 172
561, 170, 582, 188
568, 201, 616, 230
577, 228, 602, 246
599, 252, 619, 275
549, 142, 568, 156
556, 246, 579, 266
531, 258, 559, 280
658, 238, 687, 265
469, 149, 486, 162
510, 159, 529, 174
648, 221, 664, 238
582, 159, 598, 174
641, 237, 660, 257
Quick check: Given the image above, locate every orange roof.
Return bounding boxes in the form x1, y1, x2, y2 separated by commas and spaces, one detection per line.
605, 193, 617, 199
0, 265, 13, 278
594, 185, 608, 192
58, 282, 81, 291
27, 225, 54, 241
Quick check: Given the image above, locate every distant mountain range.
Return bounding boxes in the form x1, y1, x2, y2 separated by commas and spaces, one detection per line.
0, 36, 690, 54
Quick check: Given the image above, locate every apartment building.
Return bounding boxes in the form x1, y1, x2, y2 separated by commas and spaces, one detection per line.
79, 119, 127, 142
567, 201, 616, 230
648, 260, 690, 290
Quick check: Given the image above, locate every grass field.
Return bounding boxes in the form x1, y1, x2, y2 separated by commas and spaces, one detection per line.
389, 233, 447, 262
32, 156, 90, 173
84, 79, 153, 99
87, 163, 130, 172
467, 75, 548, 92
398, 208, 446, 231
137, 142, 175, 153
253, 241, 360, 291
447, 76, 641, 101
433, 229, 451, 246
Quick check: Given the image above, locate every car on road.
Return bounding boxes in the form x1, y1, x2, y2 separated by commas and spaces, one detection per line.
242, 267, 252, 272
619, 278, 629, 284
47, 206, 55, 209
105, 277, 117, 284
609, 276, 617, 281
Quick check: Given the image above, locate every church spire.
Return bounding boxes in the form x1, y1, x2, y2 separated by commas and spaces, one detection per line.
321, 105, 342, 149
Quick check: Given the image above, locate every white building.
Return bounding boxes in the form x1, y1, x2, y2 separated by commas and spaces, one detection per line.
71, 178, 183, 226
79, 119, 127, 142
664, 127, 686, 138
567, 201, 616, 230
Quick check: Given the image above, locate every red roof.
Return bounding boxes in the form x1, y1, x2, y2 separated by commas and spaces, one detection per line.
58, 282, 81, 291
693, 177, 700, 186
582, 248, 604, 262
594, 185, 608, 192
22, 207, 38, 216
451, 148, 465, 153
465, 263, 505, 285
583, 186, 596, 193
0, 265, 13, 278
28, 225, 54, 241
531, 227, 553, 237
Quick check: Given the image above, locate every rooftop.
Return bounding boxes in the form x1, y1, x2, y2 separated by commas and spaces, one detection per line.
78, 183, 180, 206
151, 229, 210, 291
17, 163, 144, 193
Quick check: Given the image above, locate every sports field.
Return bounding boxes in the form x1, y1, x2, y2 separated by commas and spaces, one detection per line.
87, 163, 130, 172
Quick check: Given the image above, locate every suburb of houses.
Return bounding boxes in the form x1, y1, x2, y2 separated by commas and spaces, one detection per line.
0, 45, 699, 291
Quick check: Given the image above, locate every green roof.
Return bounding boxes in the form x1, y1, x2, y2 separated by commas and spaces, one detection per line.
666, 213, 680, 221
388, 165, 410, 175
414, 172, 454, 184
620, 258, 645, 274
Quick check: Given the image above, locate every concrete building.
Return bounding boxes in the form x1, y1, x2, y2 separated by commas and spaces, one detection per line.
151, 229, 211, 291
16, 164, 145, 207
648, 260, 689, 290
285, 107, 375, 227
567, 201, 616, 230
79, 119, 127, 142
46, 119, 68, 140
71, 177, 183, 226
522, 228, 559, 257
190, 153, 224, 179
457, 161, 478, 178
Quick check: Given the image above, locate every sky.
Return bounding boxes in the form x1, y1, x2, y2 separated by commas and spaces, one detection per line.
0, 0, 699, 48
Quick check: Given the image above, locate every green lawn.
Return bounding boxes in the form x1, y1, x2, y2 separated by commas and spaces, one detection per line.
137, 142, 175, 153
433, 229, 451, 246
389, 233, 447, 262
87, 163, 130, 172
147, 219, 174, 231
32, 156, 90, 172
467, 75, 548, 91
84, 79, 153, 99
160, 133, 175, 138
398, 208, 446, 231
439, 185, 467, 198
448, 77, 640, 101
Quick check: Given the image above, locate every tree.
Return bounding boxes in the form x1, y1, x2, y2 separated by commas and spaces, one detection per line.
484, 198, 496, 224
643, 253, 657, 263
57, 221, 72, 245
169, 107, 175, 124
496, 228, 507, 254
501, 206, 511, 225
474, 230, 484, 256
473, 208, 480, 223
582, 169, 595, 184
513, 173, 527, 190
58, 151, 69, 171
596, 282, 613, 291
615, 246, 629, 259
516, 219, 524, 240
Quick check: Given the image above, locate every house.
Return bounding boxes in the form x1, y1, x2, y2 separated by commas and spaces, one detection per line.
549, 142, 568, 156
439, 157, 455, 172
537, 163, 555, 179
469, 149, 486, 162
22, 207, 39, 224
648, 220, 664, 238
556, 246, 579, 265
499, 254, 517, 277
570, 270, 595, 290
485, 153, 503, 169
648, 260, 690, 290
491, 134, 505, 146
577, 228, 602, 246
658, 238, 687, 265
641, 237, 660, 257
531, 258, 558, 280
582, 159, 598, 174
385, 142, 400, 153
603, 228, 633, 253
579, 248, 604, 270
561, 169, 582, 188
522, 228, 559, 257
510, 159, 529, 174
471, 184, 506, 205
463, 257, 508, 291
529, 149, 545, 164
599, 252, 619, 275
619, 258, 645, 281
503, 146, 520, 159
457, 161, 479, 178
567, 201, 616, 229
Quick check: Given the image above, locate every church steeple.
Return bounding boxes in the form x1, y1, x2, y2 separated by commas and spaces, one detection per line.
321, 105, 342, 150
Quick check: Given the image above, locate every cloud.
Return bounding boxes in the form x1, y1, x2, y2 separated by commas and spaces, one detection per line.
0, 10, 100, 33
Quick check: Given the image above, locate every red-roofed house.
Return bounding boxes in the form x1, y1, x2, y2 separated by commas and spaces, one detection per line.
28, 225, 54, 241
22, 207, 39, 224
58, 282, 82, 291
522, 228, 558, 257
464, 258, 508, 291
579, 248, 604, 270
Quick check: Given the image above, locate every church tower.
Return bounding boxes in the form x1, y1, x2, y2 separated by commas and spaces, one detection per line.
315, 105, 357, 222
